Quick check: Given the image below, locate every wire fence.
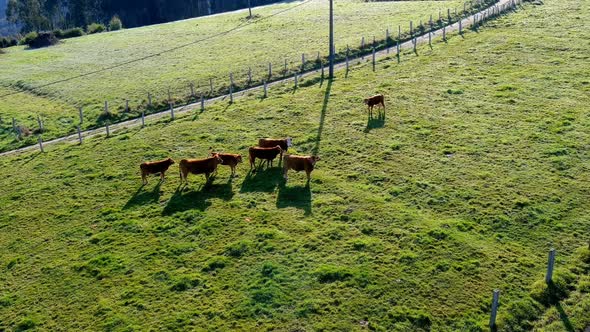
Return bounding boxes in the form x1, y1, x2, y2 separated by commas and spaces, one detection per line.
1, 0, 521, 154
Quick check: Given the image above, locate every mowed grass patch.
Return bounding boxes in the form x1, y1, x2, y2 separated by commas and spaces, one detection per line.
1, 0, 590, 330
0, 0, 469, 152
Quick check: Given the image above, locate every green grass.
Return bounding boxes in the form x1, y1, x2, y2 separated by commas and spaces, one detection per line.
1, 0, 590, 330
0, 0, 475, 152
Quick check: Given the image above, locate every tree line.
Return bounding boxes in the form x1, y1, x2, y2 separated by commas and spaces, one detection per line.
5, 0, 282, 34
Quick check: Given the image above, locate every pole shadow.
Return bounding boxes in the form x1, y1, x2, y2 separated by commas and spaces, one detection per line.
312, 78, 333, 155
276, 182, 312, 216
556, 303, 575, 332
364, 111, 386, 133
162, 179, 234, 215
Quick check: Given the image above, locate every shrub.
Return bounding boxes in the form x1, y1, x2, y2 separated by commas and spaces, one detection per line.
109, 15, 123, 31
26, 32, 59, 49
20, 31, 38, 45
202, 256, 228, 272
87, 23, 106, 34
60, 28, 85, 39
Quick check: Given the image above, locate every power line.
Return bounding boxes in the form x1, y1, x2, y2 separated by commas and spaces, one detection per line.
0, 0, 314, 100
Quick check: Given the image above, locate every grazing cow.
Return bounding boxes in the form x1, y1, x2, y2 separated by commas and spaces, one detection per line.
283, 154, 320, 182
210, 150, 243, 177
363, 94, 385, 117
140, 158, 175, 184
258, 138, 292, 161
179, 154, 223, 183
249, 145, 282, 171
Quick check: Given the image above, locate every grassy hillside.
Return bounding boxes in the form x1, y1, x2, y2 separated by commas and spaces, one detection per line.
0, 0, 472, 152
1, 0, 589, 330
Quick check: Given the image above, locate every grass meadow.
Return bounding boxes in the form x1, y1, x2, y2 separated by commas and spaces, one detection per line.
0, 0, 476, 152
1, 0, 590, 330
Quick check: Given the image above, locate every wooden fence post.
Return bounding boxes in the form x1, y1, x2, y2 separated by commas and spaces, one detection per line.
104, 101, 109, 115
429, 30, 432, 47
386, 29, 390, 53
125, 99, 129, 112
37, 115, 43, 133
38, 136, 44, 152
430, 14, 433, 27
302, 53, 305, 71
459, 19, 463, 34
284, 59, 288, 76
79, 107, 83, 124
413, 37, 417, 53
396, 41, 400, 63
77, 126, 82, 144
268, 62, 272, 78
410, 20, 413, 36
294, 73, 298, 89
168, 88, 172, 104
263, 80, 268, 98
209, 78, 214, 95
489, 290, 500, 329
148, 93, 152, 108
169, 102, 175, 119
190, 82, 195, 98
321, 62, 325, 78
443, 26, 446, 40
398, 25, 401, 41
546, 248, 556, 284
448, 8, 451, 21
141, 111, 145, 127
248, 67, 252, 84
229, 85, 234, 103
200, 95, 205, 111
372, 47, 376, 71
106, 122, 110, 137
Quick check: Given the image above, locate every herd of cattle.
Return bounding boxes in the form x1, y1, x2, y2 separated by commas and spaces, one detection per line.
139, 94, 385, 186
139, 137, 320, 185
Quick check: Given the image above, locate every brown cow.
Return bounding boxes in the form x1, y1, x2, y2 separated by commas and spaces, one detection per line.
258, 138, 292, 161
363, 94, 385, 117
283, 154, 320, 182
179, 154, 223, 183
249, 145, 282, 171
210, 150, 243, 177
140, 158, 175, 184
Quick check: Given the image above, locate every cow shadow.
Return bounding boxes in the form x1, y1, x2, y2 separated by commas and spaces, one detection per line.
364, 111, 386, 133
124, 182, 162, 209
276, 183, 312, 216
162, 180, 234, 215
240, 167, 283, 193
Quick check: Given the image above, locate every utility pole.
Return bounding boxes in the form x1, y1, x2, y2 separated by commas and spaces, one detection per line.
329, 0, 334, 79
